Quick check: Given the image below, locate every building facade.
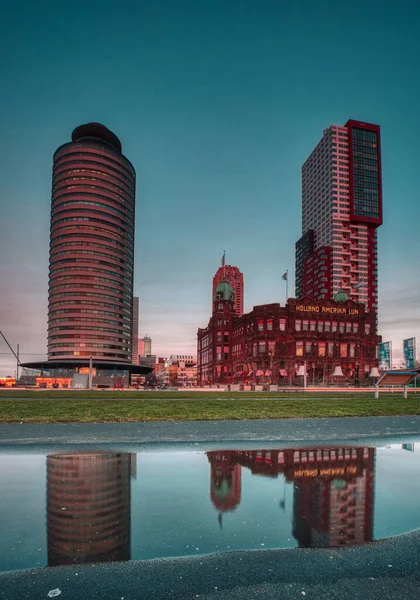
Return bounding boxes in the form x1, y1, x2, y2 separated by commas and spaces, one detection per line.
132, 297, 139, 364
197, 283, 380, 386
139, 335, 152, 357
296, 120, 382, 313
47, 123, 136, 363
213, 265, 244, 317
157, 355, 197, 387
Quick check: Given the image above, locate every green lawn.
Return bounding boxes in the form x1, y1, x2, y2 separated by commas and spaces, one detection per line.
0, 391, 419, 423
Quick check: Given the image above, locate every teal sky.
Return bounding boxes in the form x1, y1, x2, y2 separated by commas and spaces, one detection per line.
0, 0, 419, 373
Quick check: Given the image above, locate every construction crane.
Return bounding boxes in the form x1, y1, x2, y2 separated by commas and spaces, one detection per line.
0, 330, 21, 380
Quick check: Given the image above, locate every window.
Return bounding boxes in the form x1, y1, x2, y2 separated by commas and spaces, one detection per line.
353, 322, 359, 333
268, 340, 276, 354
259, 341, 266, 355
318, 342, 326, 357
216, 331, 222, 342
305, 342, 312, 355
350, 344, 355, 358
310, 320, 316, 331
317, 321, 323, 332
324, 321, 331, 332
279, 318, 286, 331
332, 321, 338, 332
328, 343, 334, 357
295, 319, 301, 331
296, 341, 303, 356
218, 303, 223, 311
253, 343, 258, 357
258, 320, 264, 332
346, 322, 352, 333
302, 320, 309, 331
340, 343, 348, 357
224, 331, 229, 342
339, 322, 345, 333
267, 319, 273, 331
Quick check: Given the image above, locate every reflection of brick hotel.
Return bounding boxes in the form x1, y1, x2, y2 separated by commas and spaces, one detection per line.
208, 447, 375, 547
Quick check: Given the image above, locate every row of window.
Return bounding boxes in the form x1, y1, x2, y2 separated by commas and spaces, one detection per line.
49, 265, 132, 284
50, 249, 133, 270
49, 308, 131, 321
49, 316, 131, 329
54, 166, 134, 196
49, 342, 129, 350
52, 224, 128, 245
55, 149, 135, 179
50, 237, 132, 256
49, 325, 131, 336
49, 291, 131, 307
50, 256, 132, 275
53, 216, 133, 239
52, 203, 133, 229
50, 351, 128, 358
53, 197, 133, 220
53, 174, 130, 196
50, 282, 131, 299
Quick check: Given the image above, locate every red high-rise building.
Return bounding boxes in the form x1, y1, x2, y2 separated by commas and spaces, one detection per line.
213, 264, 244, 317
48, 123, 136, 363
296, 120, 382, 314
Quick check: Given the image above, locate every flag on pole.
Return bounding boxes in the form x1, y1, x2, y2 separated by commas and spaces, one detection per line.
281, 271, 288, 281
221, 251, 225, 267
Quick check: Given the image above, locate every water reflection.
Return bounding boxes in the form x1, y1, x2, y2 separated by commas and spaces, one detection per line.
47, 453, 135, 565
207, 447, 375, 547
4, 443, 418, 573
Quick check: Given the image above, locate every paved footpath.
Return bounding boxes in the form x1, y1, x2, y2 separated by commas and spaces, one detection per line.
1, 415, 420, 452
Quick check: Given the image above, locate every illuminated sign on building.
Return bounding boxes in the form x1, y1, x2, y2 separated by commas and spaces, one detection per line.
295, 305, 359, 315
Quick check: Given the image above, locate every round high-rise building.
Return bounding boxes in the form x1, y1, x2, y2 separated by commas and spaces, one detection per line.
48, 123, 135, 363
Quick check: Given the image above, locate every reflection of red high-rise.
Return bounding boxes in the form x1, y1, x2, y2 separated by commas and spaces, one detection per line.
212, 265, 244, 317
47, 453, 132, 566
289, 447, 375, 547
207, 451, 242, 512
207, 447, 375, 548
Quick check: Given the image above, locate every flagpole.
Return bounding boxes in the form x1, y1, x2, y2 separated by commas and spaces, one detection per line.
286, 270, 288, 303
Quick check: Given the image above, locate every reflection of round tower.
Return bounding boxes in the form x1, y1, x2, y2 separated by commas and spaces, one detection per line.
207, 451, 241, 512
47, 453, 132, 566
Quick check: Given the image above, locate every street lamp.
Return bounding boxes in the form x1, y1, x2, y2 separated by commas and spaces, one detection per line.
296, 362, 307, 391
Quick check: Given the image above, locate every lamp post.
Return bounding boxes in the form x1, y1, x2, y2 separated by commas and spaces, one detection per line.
354, 362, 360, 387
297, 361, 307, 391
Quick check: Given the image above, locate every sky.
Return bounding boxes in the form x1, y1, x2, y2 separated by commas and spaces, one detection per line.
0, 0, 419, 375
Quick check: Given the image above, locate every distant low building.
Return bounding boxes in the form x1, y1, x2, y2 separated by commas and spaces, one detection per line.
157, 355, 197, 387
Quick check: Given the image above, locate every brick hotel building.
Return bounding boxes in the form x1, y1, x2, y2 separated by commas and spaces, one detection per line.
295, 120, 382, 313
197, 282, 380, 386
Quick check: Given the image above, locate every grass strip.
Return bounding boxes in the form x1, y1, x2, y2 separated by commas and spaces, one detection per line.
0, 396, 419, 423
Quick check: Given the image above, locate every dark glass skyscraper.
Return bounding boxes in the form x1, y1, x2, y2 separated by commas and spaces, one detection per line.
48, 123, 136, 363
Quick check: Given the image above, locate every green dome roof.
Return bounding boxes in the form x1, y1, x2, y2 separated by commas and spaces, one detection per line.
334, 289, 349, 303
214, 281, 235, 302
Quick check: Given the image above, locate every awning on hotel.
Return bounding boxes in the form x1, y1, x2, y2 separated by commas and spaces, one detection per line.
279, 369, 287, 377
256, 369, 264, 376
265, 370, 271, 377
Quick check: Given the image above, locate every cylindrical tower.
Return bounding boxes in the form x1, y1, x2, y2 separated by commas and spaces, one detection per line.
48, 123, 135, 362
